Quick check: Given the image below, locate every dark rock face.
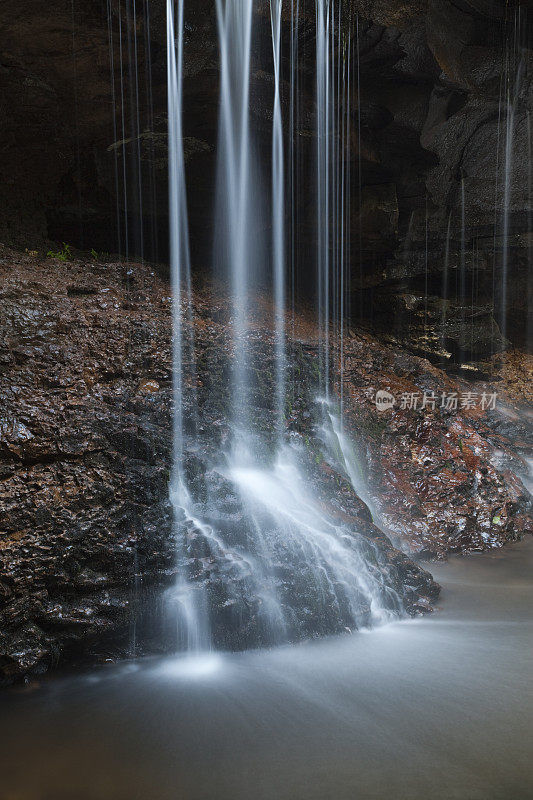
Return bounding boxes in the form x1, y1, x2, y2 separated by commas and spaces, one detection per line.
0, 247, 177, 683
0, 0, 531, 685
347, 0, 533, 354
1, 247, 530, 684
1, 0, 531, 355
0, 0, 122, 250
0, 247, 441, 684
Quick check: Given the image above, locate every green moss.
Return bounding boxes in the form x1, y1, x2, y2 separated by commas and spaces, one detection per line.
47, 242, 72, 261
356, 412, 388, 441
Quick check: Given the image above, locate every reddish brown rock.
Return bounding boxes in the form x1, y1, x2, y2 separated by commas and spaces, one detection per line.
328, 332, 532, 558
0, 246, 529, 684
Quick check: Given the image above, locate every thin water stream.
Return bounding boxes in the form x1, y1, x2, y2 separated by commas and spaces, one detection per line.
1, 538, 531, 800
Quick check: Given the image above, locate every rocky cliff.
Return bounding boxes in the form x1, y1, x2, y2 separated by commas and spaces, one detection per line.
1, 1, 531, 359
1, 246, 530, 684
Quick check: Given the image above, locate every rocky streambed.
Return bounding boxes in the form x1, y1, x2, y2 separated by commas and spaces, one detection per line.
0, 247, 530, 684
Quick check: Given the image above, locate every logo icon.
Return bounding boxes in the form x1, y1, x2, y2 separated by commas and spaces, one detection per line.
375, 390, 395, 412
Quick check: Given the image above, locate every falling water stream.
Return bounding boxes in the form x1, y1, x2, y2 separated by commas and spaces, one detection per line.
163, 0, 402, 651
68, 0, 533, 697
316, 0, 331, 398
164, 0, 533, 656
166, 0, 210, 652
270, 0, 286, 440
215, 0, 255, 439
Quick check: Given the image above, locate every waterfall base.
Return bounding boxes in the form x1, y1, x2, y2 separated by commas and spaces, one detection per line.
0, 249, 530, 683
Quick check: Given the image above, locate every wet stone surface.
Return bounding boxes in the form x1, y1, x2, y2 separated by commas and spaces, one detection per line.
332, 332, 532, 558
0, 247, 530, 684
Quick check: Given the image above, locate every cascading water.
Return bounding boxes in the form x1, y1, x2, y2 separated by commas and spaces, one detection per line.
316, 0, 331, 399
501, 17, 515, 347
497, 5, 529, 351
167, 0, 190, 497
165, 0, 406, 655
338, 22, 352, 422
215, 0, 255, 445
526, 111, 533, 351
166, 0, 210, 652
271, 0, 286, 441
440, 211, 452, 347
316, 0, 352, 419
289, 0, 299, 348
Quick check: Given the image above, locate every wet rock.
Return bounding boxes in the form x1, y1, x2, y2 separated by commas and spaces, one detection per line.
366, 290, 509, 363
0, 0, 530, 354
0, 248, 529, 685
329, 329, 532, 558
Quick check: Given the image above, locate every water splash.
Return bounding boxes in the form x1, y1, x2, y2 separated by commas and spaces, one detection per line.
230, 450, 400, 634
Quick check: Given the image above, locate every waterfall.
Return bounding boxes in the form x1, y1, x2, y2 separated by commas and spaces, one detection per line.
289, 0, 299, 348
215, 0, 255, 446
271, 0, 285, 441
441, 211, 452, 347
355, 13, 363, 324
501, 13, 515, 347
316, 1, 352, 416
526, 110, 533, 351
164, 0, 404, 656
460, 177, 466, 358
499, 6, 527, 348
167, 0, 192, 499
339, 22, 352, 423
143, 0, 160, 263
126, 0, 144, 261
166, 0, 210, 652
106, 0, 122, 259
317, 1, 353, 404
316, 0, 331, 399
